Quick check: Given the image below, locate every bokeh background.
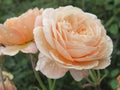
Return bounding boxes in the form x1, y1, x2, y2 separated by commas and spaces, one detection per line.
0, 0, 120, 90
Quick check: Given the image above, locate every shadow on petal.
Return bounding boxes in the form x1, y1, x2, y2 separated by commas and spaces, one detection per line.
70, 69, 89, 81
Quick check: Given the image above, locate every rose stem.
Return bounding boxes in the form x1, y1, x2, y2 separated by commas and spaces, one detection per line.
48, 78, 56, 90
29, 54, 47, 90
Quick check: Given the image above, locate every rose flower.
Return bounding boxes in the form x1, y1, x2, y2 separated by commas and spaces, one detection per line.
34, 6, 113, 81
0, 8, 42, 56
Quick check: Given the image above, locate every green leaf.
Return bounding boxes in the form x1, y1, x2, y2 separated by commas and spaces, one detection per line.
109, 79, 118, 89
110, 69, 119, 77
109, 24, 118, 34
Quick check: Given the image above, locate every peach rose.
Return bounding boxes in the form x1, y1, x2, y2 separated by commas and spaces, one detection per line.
0, 8, 42, 56
34, 6, 113, 81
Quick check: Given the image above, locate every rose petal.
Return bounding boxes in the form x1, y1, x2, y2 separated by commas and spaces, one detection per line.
43, 22, 55, 48
0, 24, 25, 45
2, 8, 41, 45
70, 69, 89, 81
98, 36, 113, 58
85, 12, 97, 19
42, 8, 56, 48
33, 27, 52, 59
35, 53, 68, 79
50, 51, 99, 70
21, 42, 38, 54
94, 57, 111, 69
67, 45, 96, 58
35, 16, 42, 27
54, 39, 72, 60
1, 42, 37, 56
1, 46, 19, 56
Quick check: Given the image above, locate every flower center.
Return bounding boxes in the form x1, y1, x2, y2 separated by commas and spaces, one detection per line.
76, 25, 87, 34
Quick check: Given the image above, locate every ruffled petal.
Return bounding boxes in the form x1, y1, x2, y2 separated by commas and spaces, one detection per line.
1, 46, 19, 56
94, 57, 111, 69
70, 69, 89, 81
42, 8, 56, 48
35, 54, 68, 79
21, 42, 38, 54
54, 39, 72, 60
0, 24, 25, 45
1, 8, 41, 45
85, 12, 97, 19
50, 51, 99, 70
35, 16, 42, 27
1, 42, 37, 56
33, 27, 53, 59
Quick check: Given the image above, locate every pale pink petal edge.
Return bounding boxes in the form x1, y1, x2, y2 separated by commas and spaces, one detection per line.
94, 57, 111, 69
1, 42, 38, 56
21, 42, 38, 54
35, 53, 68, 79
70, 69, 89, 81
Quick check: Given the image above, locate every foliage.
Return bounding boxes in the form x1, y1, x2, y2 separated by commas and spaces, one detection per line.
0, 0, 120, 90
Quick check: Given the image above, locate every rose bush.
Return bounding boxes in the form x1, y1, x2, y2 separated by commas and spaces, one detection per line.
34, 6, 113, 81
0, 8, 42, 56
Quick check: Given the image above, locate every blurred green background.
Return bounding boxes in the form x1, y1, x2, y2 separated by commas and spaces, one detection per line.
0, 0, 120, 90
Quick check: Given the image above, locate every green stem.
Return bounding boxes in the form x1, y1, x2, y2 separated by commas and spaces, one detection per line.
85, 77, 93, 84
48, 78, 52, 90
97, 70, 101, 79
92, 70, 97, 78
100, 73, 107, 83
30, 54, 47, 90
51, 79, 56, 90
47, 79, 56, 90
89, 70, 96, 82
89, 70, 102, 90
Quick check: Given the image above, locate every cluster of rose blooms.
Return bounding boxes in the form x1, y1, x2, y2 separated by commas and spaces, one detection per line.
0, 5, 114, 89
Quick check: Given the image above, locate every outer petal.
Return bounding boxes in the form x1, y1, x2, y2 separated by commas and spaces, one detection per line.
70, 69, 89, 81
42, 8, 56, 49
0, 8, 41, 45
50, 51, 99, 70
35, 54, 68, 79
85, 12, 97, 19
1, 46, 19, 56
94, 57, 111, 69
21, 42, 38, 54
1, 42, 37, 56
34, 27, 53, 59
35, 16, 42, 27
